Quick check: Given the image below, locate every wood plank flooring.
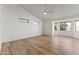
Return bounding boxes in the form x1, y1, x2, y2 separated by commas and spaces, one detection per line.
1, 36, 57, 55
1, 35, 79, 55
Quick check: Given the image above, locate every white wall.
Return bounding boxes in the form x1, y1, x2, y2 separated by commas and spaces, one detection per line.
0, 5, 2, 52
42, 20, 52, 35
1, 5, 42, 43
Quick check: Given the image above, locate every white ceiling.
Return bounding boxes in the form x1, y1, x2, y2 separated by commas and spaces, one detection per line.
20, 4, 79, 20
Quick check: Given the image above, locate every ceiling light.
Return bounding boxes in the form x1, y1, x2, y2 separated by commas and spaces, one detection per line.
43, 12, 48, 15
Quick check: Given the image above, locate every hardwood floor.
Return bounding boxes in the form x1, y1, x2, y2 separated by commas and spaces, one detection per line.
1, 35, 79, 55
1, 36, 57, 55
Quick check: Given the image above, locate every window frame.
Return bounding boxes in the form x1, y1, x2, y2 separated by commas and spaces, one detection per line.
54, 22, 58, 31
75, 20, 79, 32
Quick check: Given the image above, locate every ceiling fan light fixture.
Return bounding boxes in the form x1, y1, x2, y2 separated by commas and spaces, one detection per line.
43, 12, 48, 15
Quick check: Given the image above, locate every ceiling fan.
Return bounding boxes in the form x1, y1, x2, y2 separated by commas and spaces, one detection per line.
43, 4, 54, 15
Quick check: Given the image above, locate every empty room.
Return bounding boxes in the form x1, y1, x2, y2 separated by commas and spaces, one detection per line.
0, 4, 79, 55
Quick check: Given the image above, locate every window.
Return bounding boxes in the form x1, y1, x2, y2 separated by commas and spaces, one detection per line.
32, 21, 39, 24
75, 20, 79, 31
54, 22, 58, 31
60, 22, 71, 31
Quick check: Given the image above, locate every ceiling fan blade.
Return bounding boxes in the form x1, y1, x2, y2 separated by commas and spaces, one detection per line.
47, 11, 53, 13
44, 10, 53, 13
